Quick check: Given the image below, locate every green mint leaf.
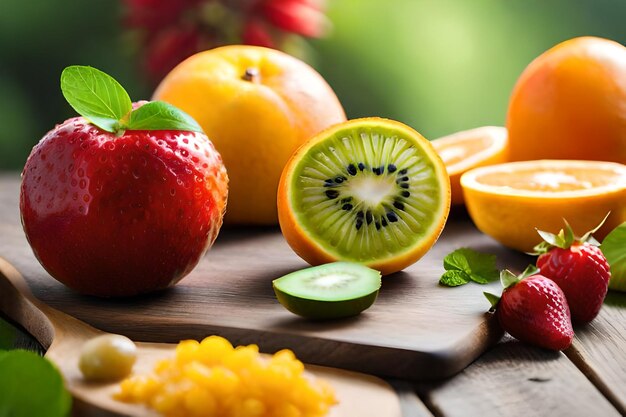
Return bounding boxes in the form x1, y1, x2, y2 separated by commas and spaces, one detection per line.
0, 350, 71, 417
464, 251, 499, 282
469, 273, 490, 284
484, 292, 501, 310
61, 66, 132, 133
601, 222, 626, 291
439, 270, 471, 287
127, 101, 203, 132
443, 249, 471, 272
442, 248, 498, 286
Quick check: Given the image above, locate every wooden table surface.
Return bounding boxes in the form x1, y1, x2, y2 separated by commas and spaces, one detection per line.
1, 173, 625, 417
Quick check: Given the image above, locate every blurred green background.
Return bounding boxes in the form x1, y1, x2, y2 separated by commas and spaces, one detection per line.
1, 0, 625, 170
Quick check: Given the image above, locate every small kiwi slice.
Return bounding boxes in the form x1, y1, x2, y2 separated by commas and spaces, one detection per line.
278, 117, 450, 275
273, 262, 382, 319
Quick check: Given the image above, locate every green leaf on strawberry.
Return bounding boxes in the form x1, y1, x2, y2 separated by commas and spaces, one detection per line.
487, 268, 574, 351
483, 291, 501, 310
600, 222, 626, 292
532, 213, 610, 255
60, 65, 202, 135
484, 264, 540, 310
439, 247, 498, 286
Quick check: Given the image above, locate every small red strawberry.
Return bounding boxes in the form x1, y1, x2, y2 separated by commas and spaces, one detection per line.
533, 218, 611, 323
20, 66, 228, 297
485, 266, 574, 351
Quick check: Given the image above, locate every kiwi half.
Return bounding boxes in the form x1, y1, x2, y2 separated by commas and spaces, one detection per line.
279, 118, 450, 274
273, 262, 382, 319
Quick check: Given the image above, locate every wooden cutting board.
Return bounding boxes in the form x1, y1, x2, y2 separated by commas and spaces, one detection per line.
0, 175, 523, 380
0, 257, 402, 417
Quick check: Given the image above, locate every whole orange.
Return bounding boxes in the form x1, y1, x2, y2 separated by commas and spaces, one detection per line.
153, 45, 346, 224
507, 37, 626, 163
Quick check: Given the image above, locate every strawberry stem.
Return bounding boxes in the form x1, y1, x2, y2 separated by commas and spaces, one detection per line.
531, 213, 611, 255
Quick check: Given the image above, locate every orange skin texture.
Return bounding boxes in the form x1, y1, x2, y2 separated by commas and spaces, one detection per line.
507, 36, 626, 163
278, 118, 451, 275
153, 45, 346, 225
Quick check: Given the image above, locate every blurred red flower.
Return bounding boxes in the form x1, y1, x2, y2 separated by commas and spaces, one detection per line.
124, 0, 330, 83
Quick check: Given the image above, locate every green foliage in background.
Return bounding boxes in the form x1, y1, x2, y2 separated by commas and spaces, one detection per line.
0, 0, 147, 170
314, 0, 626, 139
1, 0, 625, 169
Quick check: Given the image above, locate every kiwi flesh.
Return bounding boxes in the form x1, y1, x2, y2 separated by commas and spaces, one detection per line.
289, 122, 446, 264
273, 262, 382, 319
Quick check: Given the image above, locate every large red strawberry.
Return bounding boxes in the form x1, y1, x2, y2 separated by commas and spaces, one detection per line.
533, 219, 611, 323
485, 266, 574, 351
20, 66, 228, 297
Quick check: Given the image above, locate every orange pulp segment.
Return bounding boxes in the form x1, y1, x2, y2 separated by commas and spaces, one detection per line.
432, 126, 507, 205
461, 160, 626, 252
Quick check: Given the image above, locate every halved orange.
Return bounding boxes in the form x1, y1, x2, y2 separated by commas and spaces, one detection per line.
461, 160, 626, 252
278, 118, 451, 275
432, 126, 508, 205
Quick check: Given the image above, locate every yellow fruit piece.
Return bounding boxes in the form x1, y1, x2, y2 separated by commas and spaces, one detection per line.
432, 126, 508, 205
115, 336, 337, 417
78, 334, 137, 381
153, 45, 346, 225
461, 160, 626, 252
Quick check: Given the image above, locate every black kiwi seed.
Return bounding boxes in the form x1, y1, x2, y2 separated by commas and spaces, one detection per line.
325, 190, 339, 199
319, 158, 413, 233
372, 166, 385, 175
387, 211, 398, 222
